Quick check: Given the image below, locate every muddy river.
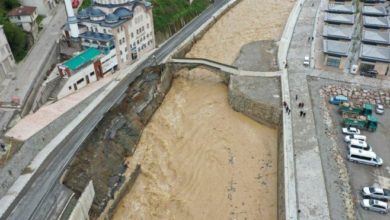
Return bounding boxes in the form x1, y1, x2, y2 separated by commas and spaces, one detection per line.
112, 69, 278, 219
112, 0, 294, 218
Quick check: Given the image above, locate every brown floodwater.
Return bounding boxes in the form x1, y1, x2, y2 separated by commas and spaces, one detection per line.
186, 0, 295, 64
112, 0, 295, 218
111, 69, 278, 220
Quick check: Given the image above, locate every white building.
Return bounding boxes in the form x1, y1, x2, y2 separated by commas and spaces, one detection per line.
76, 0, 155, 69
0, 25, 16, 79
56, 47, 117, 99
20, 0, 58, 16
8, 6, 39, 42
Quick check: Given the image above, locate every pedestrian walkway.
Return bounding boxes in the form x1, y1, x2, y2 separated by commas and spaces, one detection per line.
5, 75, 114, 142
287, 0, 331, 219
170, 58, 281, 77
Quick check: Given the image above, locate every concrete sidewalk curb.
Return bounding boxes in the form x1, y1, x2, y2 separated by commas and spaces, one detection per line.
277, 0, 306, 219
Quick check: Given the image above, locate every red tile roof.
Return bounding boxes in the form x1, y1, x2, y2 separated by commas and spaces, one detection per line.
8, 6, 36, 16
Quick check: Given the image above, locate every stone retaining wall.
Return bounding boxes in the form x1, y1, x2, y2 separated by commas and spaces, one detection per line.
228, 75, 281, 128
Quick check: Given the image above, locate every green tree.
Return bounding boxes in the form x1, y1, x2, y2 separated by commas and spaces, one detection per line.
3, 21, 27, 62
3, 0, 20, 10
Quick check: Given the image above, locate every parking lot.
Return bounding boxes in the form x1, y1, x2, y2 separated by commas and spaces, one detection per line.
330, 103, 390, 219
309, 79, 390, 220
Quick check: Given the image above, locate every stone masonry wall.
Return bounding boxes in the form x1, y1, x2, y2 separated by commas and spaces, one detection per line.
321, 84, 390, 107
228, 75, 281, 128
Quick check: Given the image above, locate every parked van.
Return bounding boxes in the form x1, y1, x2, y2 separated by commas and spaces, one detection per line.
347, 148, 383, 167
348, 139, 372, 151
344, 134, 367, 143
329, 95, 348, 105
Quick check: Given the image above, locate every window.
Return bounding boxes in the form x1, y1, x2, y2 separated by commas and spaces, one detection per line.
351, 155, 371, 161
76, 78, 84, 84
122, 37, 125, 42
131, 32, 134, 38
90, 72, 95, 76
147, 24, 149, 29
326, 57, 341, 68
68, 86, 72, 90
103, 29, 106, 34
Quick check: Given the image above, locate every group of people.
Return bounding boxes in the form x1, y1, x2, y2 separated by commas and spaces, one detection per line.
283, 94, 306, 117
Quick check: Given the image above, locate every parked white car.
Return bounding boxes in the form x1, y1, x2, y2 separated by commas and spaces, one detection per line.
342, 127, 360, 135
348, 139, 372, 151
362, 187, 390, 201
344, 134, 366, 143
361, 199, 389, 214
376, 104, 384, 114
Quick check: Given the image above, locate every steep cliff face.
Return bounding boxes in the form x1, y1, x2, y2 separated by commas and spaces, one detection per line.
63, 65, 173, 217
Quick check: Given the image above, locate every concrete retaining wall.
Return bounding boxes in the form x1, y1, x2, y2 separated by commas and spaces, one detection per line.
68, 181, 95, 220
98, 165, 141, 220
21, 41, 60, 117
277, 118, 285, 220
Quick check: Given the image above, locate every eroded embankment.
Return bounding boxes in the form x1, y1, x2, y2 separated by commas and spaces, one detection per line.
112, 68, 278, 220
62, 65, 174, 218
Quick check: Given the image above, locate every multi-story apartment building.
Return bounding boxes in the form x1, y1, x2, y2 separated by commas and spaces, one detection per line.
0, 26, 15, 79
77, 0, 155, 69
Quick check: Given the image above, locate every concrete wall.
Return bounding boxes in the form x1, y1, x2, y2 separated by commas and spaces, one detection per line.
99, 165, 141, 220
374, 62, 389, 76
69, 181, 95, 220
21, 41, 60, 117
277, 117, 285, 220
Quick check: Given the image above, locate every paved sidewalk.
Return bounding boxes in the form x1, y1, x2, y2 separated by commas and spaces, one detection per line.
286, 0, 331, 219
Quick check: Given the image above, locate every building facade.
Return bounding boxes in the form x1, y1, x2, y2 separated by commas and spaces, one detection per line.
76, 0, 155, 69
20, 0, 58, 16
0, 26, 16, 79
8, 6, 39, 42
56, 47, 117, 99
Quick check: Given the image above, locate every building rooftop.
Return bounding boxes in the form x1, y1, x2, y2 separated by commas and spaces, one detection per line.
360, 44, 390, 62
77, 1, 152, 28
63, 48, 101, 71
363, 16, 390, 28
326, 4, 355, 14
324, 13, 354, 25
323, 39, 351, 56
323, 24, 353, 40
362, 6, 388, 16
362, 28, 390, 45
8, 6, 36, 16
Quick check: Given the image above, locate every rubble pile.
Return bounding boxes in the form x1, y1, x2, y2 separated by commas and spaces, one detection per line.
320, 85, 390, 106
